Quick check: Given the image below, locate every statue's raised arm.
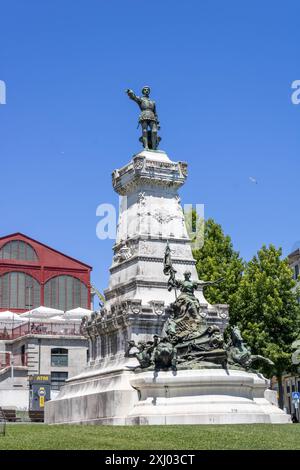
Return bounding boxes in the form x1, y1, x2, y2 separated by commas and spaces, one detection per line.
126, 88, 141, 104
197, 277, 224, 289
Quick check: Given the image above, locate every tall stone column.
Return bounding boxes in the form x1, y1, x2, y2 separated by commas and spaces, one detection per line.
91, 149, 228, 364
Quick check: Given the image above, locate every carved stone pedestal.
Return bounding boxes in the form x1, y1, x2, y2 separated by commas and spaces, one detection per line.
48, 149, 287, 426
126, 369, 291, 425
45, 365, 291, 425
87, 150, 228, 367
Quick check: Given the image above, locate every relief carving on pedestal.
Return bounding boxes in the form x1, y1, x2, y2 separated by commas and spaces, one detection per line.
152, 208, 183, 225
137, 191, 146, 206
133, 156, 145, 170
129, 299, 142, 314
149, 300, 165, 316
171, 245, 189, 258
178, 161, 188, 177
113, 240, 138, 263
139, 241, 157, 256
112, 169, 120, 187
152, 209, 174, 225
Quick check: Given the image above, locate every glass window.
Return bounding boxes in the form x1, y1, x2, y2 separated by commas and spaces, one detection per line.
0, 241, 38, 261
295, 264, 299, 280
51, 348, 68, 367
21, 345, 26, 366
45, 275, 88, 311
51, 371, 68, 391
0, 272, 40, 309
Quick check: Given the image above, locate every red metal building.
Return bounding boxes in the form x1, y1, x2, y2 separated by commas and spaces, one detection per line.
0, 233, 92, 313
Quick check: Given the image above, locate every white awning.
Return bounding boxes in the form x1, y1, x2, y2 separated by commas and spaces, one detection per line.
63, 307, 93, 320
20, 306, 64, 319
0, 311, 28, 323
42, 315, 66, 323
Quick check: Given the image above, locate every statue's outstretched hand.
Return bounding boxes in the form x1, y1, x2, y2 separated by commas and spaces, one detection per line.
199, 277, 224, 287
126, 88, 134, 97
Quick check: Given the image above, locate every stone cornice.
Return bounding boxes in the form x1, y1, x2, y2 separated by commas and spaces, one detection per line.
112, 154, 188, 196
109, 254, 196, 273
112, 235, 192, 252
104, 278, 170, 300
84, 310, 167, 337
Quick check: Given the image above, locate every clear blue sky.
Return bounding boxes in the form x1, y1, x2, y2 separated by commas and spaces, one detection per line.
1, 1, 299, 293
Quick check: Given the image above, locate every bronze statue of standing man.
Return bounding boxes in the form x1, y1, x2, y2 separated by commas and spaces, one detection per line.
126, 86, 160, 150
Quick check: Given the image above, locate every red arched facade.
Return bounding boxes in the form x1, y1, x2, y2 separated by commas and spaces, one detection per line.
0, 233, 92, 313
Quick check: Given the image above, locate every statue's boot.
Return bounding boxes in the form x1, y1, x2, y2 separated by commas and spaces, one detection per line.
142, 129, 149, 149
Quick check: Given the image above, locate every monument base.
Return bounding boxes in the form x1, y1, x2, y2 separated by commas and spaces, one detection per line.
45, 364, 290, 425
45, 356, 138, 425
127, 369, 290, 425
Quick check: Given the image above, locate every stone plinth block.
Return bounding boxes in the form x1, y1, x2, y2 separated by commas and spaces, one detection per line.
126, 369, 291, 425
45, 357, 138, 425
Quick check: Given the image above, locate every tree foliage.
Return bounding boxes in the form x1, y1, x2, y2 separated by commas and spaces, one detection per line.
192, 218, 300, 406
192, 218, 244, 305
230, 244, 300, 380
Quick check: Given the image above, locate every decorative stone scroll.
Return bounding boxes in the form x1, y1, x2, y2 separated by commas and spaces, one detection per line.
133, 155, 145, 171
178, 161, 188, 178
149, 300, 165, 316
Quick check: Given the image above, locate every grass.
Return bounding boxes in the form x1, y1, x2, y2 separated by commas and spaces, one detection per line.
0, 424, 299, 450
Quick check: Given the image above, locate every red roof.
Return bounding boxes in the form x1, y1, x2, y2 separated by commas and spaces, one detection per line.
0, 233, 92, 271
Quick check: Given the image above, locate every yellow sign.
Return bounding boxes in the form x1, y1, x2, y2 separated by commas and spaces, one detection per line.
29, 375, 49, 382
39, 396, 45, 408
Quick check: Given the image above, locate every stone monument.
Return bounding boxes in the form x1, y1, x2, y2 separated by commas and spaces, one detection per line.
45, 87, 290, 425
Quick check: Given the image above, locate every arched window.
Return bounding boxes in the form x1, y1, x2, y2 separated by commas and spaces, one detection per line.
51, 348, 68, 367
44, 275, 88, 311
0, 240, 38, 261
0, 272, 40, 309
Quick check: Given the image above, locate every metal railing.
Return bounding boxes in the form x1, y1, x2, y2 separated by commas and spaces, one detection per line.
0, 321, 82, 340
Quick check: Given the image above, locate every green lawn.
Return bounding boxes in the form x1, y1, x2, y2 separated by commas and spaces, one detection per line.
0, 424, 299, 450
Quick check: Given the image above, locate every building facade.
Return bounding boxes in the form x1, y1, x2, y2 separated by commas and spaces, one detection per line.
0, 233, 92, 313
280, 249, 300, 418
288, 248, 300, 288
0, 233, 93, 413
0, 333, 88, 409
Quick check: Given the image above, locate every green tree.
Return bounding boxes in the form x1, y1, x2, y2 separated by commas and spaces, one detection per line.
230, 244, 300, 408
192, 218, 244, 305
